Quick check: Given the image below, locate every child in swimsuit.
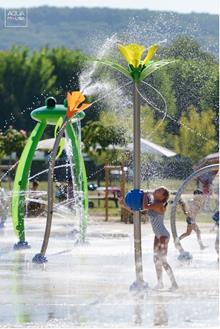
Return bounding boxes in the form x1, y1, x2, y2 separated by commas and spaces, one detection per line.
120, 187, 178, 290
178, 190, 207, 250
142, 187, 178, 291
212, 211, 219, 261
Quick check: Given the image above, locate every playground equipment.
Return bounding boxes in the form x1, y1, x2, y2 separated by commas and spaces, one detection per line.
170, 164, 219, 260
125, 189, 144, 211
12, 93, 90, 253
12, 43, 174, 279
96, 43, 172, 290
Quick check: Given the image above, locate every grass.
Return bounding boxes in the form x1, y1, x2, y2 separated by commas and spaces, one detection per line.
1, 178, 195, 193
2, 178, 217, 223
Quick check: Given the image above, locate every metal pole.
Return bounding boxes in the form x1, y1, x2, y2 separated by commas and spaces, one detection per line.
105, 165, 109, 221
32, 118, 68, 263
41, 118, 68, 256
170, 164, 219, 258
132, 82, 144, 285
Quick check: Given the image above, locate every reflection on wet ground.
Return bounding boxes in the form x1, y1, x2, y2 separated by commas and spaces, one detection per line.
0, 218, 219, 327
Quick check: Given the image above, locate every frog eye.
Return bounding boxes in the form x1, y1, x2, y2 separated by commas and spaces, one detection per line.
45, 97, 56, 108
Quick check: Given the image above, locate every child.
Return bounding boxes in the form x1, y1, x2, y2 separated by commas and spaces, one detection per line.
212, 211, 219, 261
196, 170, 218, 211
27, 180, 45, 216
142, 187, 178, 291
120, 187, 178, 291
178, 190, 207, 250
196, 170, 218, 195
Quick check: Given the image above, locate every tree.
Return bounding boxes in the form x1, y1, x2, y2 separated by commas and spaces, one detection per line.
158, 37, 218, 135
0, 36, 218, 153
167, 59, 218, 131
45, 47, 87, 97
160, 37, 215, 62
0, 126, 27, 158
99, 107, 169, 147
200, 66, 219, 132
82, 120, 127, 165
0, 132, 5, 160
0, 47, 91, 131
174, 107, 217, 163
143, 67, 177, 134
0, 47, 56, 131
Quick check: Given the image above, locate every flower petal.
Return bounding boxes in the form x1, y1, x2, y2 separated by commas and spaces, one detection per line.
142, 44, 159, 66
118, 44, 133, 65
67, 91, 85, 109
67, 91, 86, 118
118, 43, 145, 67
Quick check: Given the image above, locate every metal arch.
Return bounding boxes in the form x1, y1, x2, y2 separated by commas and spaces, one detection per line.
170, 164, 219, 253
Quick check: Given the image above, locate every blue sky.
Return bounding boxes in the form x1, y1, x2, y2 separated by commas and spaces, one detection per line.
0, 0, 219, 14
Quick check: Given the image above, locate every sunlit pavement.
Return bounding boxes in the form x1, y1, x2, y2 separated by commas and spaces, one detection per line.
0, 216, 219, 328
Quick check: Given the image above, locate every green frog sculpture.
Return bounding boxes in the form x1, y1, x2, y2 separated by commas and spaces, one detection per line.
12, 93, 91, 260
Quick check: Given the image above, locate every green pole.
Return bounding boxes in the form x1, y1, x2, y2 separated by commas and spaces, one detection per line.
12, 121, 46, 248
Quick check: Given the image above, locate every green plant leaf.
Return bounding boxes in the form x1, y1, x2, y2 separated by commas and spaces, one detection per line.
140, 60, 174, 80
93, 59, 132, 80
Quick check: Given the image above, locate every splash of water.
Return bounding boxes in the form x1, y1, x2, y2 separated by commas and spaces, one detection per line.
138, 82, 211, 143
0, 160, 19, 183
80, 34, 119, 95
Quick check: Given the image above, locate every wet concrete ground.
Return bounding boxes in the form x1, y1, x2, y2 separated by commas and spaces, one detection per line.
0, 217, 219, 328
